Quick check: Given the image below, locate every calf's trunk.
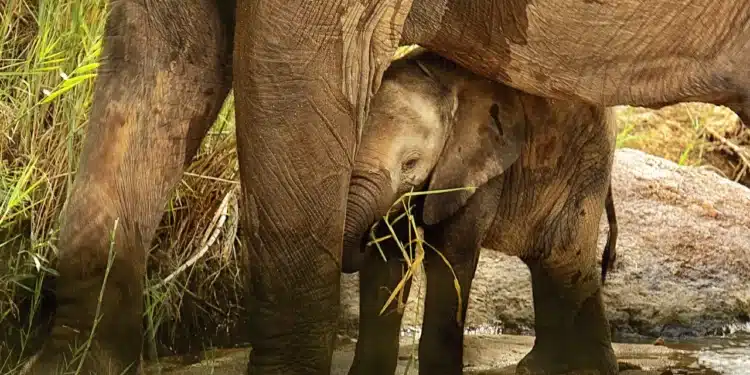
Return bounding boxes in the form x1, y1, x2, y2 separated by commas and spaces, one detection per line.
342, 170, 394, 273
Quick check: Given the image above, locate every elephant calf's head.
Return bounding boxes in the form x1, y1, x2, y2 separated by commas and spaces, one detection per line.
342, 49, 524, 273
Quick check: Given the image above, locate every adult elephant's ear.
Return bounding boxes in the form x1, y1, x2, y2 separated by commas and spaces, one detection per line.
422, 100, 524, 226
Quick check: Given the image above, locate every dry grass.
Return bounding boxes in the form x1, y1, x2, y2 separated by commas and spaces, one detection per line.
1, 1, 749, 372
614, 103, 750, 185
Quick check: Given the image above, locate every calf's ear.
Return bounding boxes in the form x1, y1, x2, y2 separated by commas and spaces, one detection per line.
422, 101, 524, 226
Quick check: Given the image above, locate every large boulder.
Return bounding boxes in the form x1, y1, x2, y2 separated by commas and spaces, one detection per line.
340, 148, 750, 339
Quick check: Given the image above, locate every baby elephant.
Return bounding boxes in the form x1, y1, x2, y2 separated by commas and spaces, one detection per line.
343, 48, 620, 375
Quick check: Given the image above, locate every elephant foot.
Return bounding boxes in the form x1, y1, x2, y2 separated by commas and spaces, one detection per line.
518, 266, 618, 375
515, 294, 618, 375
20, 339, 140, 375
20, 267, 144, 375
516, 342, 617, 375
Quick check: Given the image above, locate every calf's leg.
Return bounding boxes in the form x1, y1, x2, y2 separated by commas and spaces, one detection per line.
418, 240, 480, 375
417, 189, 498, 375
348, 226, 413, 375
517, 195, 617, 374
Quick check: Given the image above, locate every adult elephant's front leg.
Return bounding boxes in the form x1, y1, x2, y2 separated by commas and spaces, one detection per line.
233, 1, 413, 373
21, 1, 235, 374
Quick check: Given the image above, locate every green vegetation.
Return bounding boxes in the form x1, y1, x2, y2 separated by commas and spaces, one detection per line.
1, 0, 748, 373
613, 103, 748, 184
0, 1, 244, 371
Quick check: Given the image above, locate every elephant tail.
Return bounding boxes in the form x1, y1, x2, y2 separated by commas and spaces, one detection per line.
601, 185, 618, 284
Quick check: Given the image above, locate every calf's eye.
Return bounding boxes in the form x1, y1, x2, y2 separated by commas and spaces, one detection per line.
402, 158, 419, 172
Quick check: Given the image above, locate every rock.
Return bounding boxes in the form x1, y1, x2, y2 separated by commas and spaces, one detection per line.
339, 149, 750, 339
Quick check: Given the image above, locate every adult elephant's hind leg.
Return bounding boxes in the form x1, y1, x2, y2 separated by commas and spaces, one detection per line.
22, 1, 234, 374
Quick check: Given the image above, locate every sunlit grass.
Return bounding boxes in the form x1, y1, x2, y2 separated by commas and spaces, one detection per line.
1, 0, 110, 370
367, 186, 475, 321
0, 0, 243, 370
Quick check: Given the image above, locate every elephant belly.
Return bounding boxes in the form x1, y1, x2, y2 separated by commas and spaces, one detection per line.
480, 93, 617, 260
404, 0, 746, 109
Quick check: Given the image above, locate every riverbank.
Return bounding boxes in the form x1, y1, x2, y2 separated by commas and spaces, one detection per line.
143, 332, 750, 375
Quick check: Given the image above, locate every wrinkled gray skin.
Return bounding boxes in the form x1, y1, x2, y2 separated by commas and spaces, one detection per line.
19, 0, 749, 374
345, 49, 619, 375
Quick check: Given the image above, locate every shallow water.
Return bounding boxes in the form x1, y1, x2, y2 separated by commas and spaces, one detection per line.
697, 339, 750, 375
398, 322, 750, 375
142, 322, 750, 374
691, 324, 750, 375
624, 323, 750, 375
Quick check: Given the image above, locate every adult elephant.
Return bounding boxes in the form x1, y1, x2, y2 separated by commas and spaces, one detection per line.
20, 1, 748, 375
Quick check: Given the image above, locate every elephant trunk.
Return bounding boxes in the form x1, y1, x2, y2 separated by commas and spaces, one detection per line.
342, 169, 394, 273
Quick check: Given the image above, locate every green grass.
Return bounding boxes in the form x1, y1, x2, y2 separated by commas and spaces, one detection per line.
0, 0, 245, 371
1, 0, 110, 371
